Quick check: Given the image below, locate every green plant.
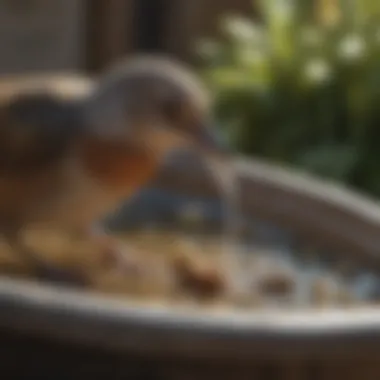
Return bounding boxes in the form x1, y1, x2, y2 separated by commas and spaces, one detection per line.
198, 0, 380, 197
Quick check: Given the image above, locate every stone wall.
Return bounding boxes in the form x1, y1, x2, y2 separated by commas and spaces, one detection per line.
0, 0, 85, 74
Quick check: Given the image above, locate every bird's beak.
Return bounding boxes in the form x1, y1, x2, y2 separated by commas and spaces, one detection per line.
195, 124, 230, 159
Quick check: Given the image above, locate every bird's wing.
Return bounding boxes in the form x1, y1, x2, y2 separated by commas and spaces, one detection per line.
0, 75, 94, 176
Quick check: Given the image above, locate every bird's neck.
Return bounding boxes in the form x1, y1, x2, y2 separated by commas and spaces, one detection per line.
78, 136, 160, 195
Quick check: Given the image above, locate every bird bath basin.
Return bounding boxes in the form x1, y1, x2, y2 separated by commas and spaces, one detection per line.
1, 153, 380, 379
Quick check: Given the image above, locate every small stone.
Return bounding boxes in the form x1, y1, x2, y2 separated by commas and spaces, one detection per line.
256, 269, 296, 297
311, 276, 340, 306
171, 253, 226, 299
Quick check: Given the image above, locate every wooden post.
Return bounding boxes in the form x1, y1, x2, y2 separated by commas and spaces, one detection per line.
85, 0, 135, 73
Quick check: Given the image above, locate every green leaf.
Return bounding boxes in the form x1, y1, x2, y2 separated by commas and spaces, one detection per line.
197, 0, 380, 198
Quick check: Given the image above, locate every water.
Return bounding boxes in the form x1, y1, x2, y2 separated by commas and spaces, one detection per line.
102, 156, 380, 308
204, 157, 250, 298
200, 158, 380, 307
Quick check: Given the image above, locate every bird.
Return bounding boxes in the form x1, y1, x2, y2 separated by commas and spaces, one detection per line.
0, 55, 228, 285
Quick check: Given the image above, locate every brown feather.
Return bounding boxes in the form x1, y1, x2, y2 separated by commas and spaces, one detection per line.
0, 75, 92, 177
79, 137, 159, 194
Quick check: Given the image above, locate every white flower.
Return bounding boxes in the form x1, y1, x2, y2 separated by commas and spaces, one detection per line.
272, 0, 295, 17
223, 17, 263, 42
304, 58, 332, 84
339, 34, 366, 61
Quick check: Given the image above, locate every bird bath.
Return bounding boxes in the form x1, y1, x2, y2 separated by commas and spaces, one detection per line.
1, 153, 380, 379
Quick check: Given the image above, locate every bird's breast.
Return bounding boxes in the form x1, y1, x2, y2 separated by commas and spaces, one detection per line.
79, 137, 159, 196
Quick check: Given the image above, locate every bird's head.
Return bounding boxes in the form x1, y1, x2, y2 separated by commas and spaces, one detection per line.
84, 55, 229, 161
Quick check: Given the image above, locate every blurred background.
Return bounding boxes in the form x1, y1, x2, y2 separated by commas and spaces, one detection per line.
0, 0, 257, 73
2, 0, 380, 199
